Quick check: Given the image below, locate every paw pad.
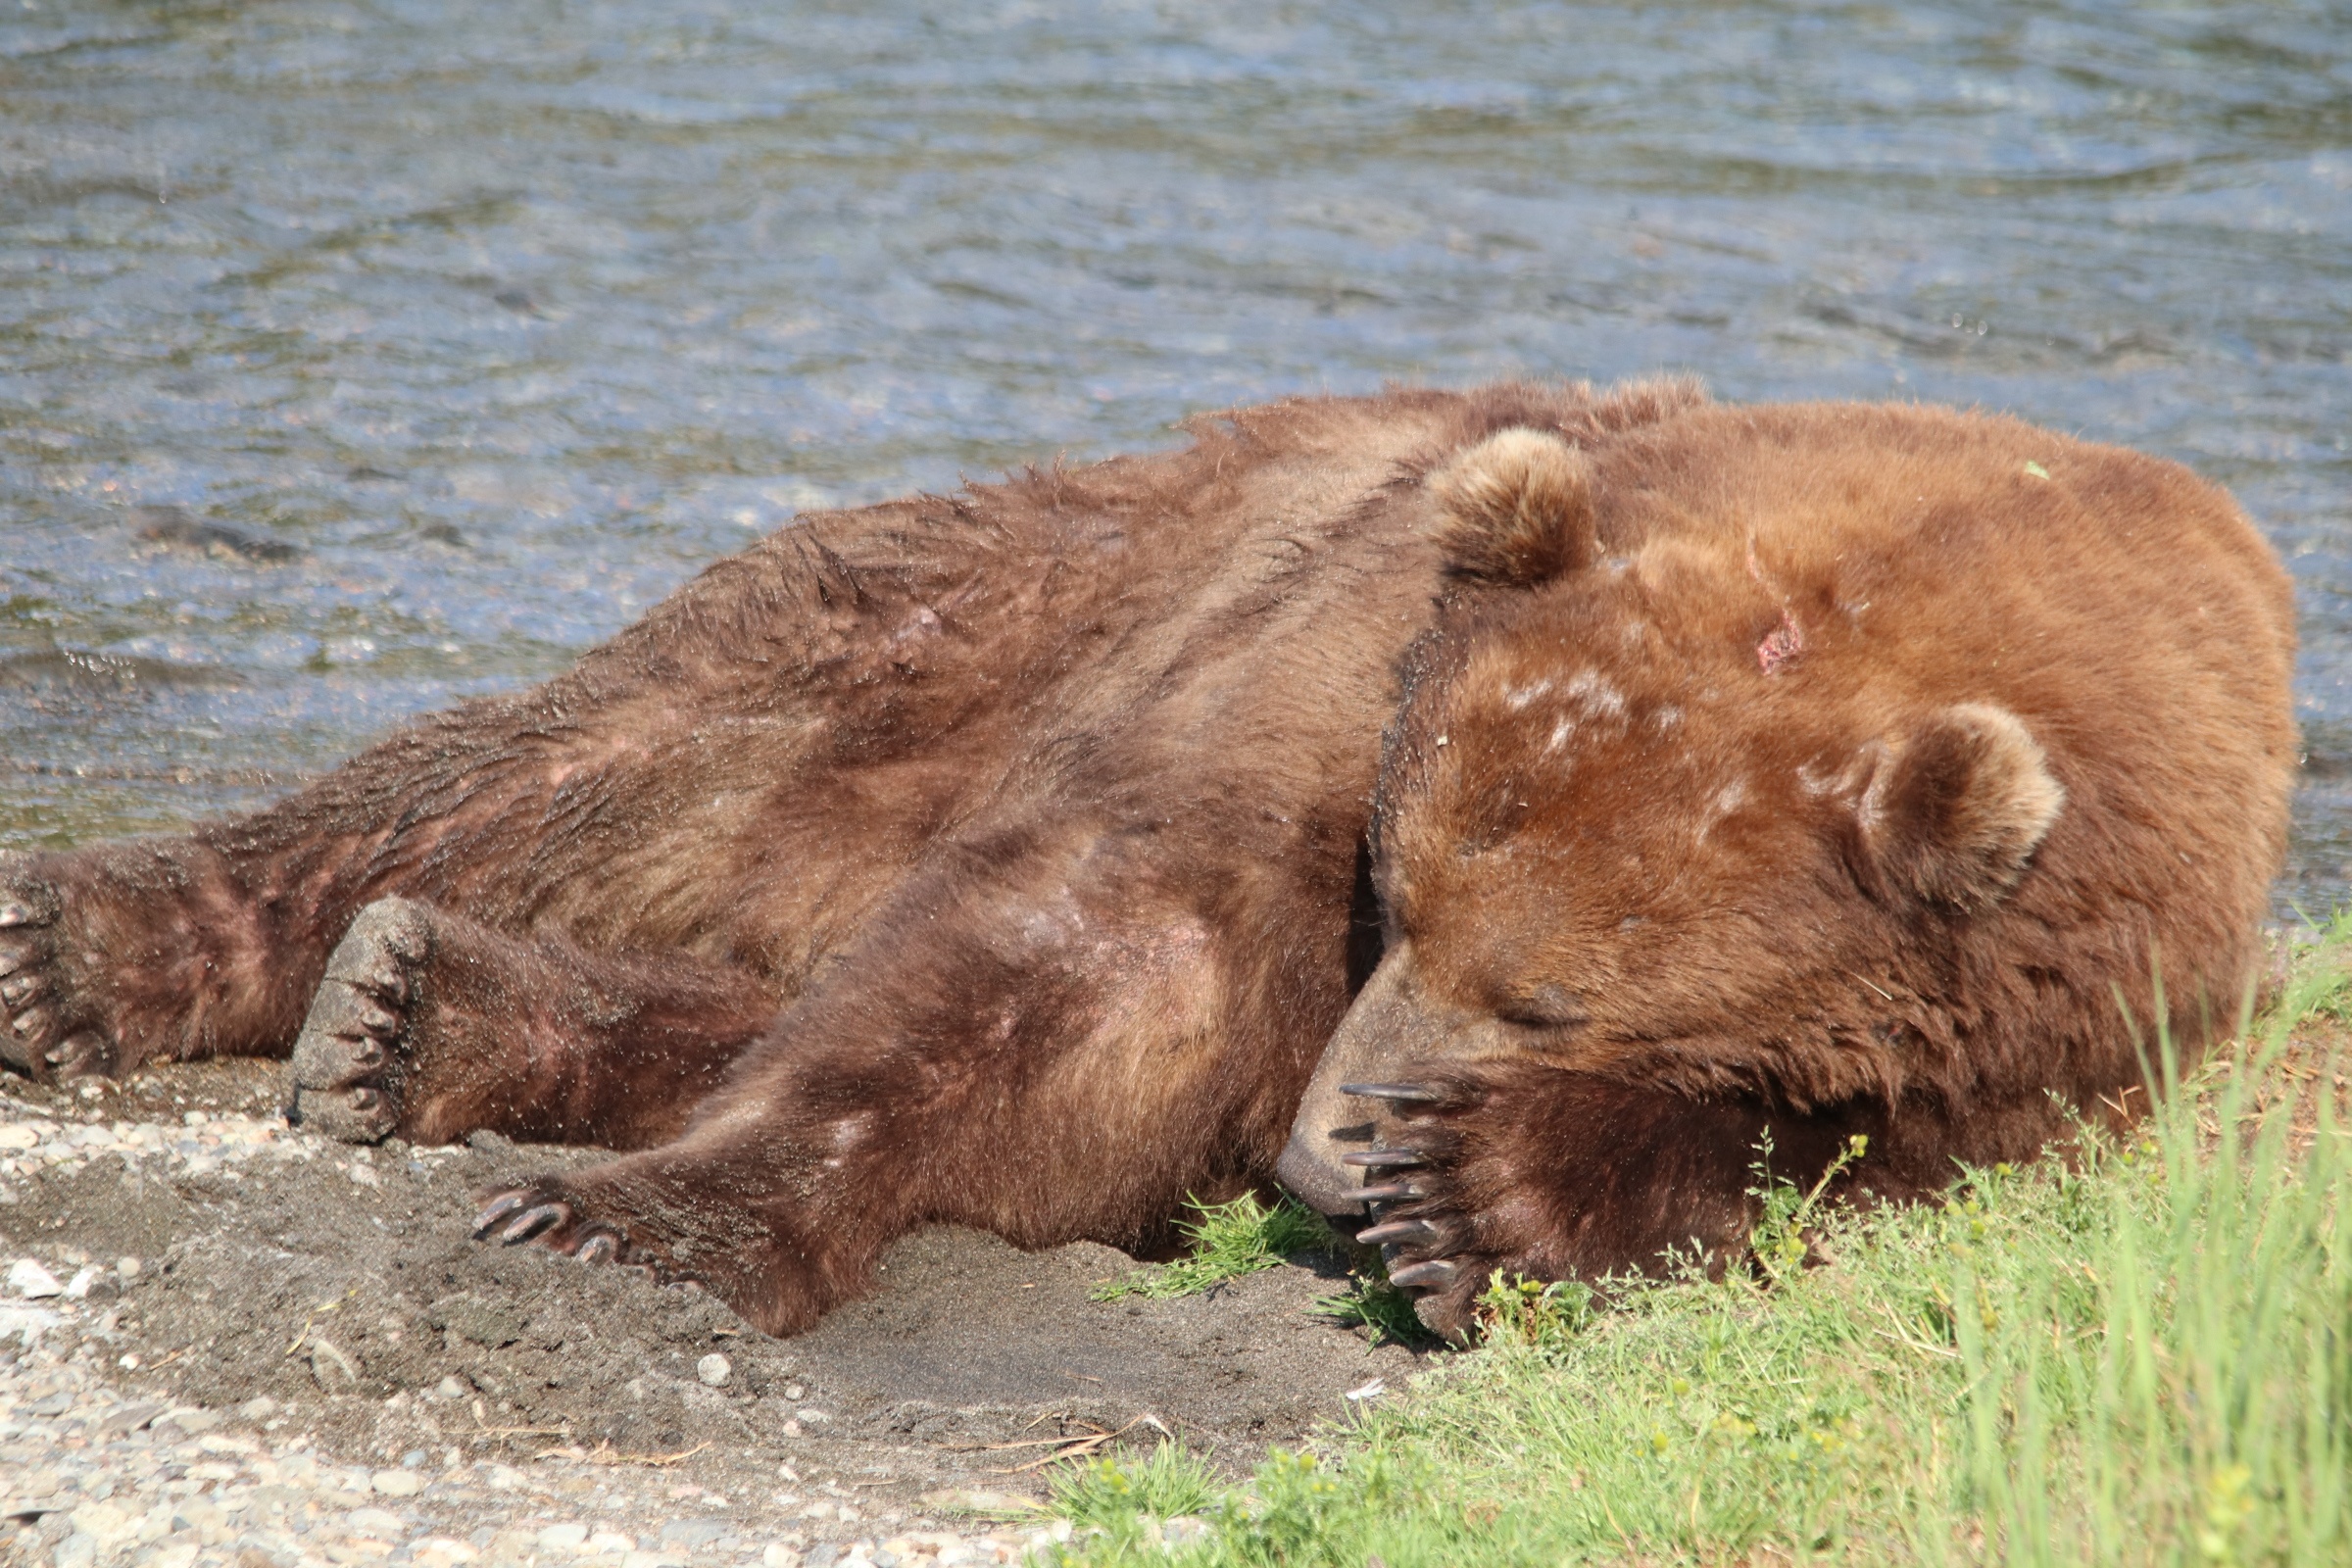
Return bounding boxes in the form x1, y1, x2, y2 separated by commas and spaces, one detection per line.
286, 898, 435, 1143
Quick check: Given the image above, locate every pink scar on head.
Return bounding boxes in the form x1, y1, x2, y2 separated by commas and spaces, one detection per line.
1758, 612, 1803, 674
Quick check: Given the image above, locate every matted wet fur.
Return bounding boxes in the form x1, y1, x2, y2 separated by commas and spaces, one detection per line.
0, 381, 2296, 1338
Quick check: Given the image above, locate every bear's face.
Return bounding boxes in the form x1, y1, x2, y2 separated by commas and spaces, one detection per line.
1380, 595, 1858, 1054
1276, 428, 2068, 1249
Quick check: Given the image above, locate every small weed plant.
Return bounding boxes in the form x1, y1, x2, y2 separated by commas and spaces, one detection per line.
1314, 1270, 1431, 1348
1473, 1272, 1596, 1353
1048, 1442, 1221, 1535
1090, 1192, 1333, 1301
1749, 1130, 1871, 1286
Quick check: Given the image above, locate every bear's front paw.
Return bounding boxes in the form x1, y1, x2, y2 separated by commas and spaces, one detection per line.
471, 1180, 655, 1273
1337, 1079, 1508, 1343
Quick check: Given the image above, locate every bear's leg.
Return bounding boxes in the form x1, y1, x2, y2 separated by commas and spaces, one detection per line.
459, 840, 1298, 1334
0, 841, 296, 1082
287, 897, 777, 1150
1343, 1065, 1882, 1339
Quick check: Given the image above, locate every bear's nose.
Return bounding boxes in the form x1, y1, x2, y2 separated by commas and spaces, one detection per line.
1275, 1132, 1362, 1216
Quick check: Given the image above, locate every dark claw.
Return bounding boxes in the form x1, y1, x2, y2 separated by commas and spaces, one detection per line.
1356, 1218, 1439, 1246
1387, 1259, 1459, 1289
1339, 1182, 1425, 1204
499, 1203, 567, 1244
1340, 1149, 1424, 1169
1339, 1082, 1446, 1103
575, 1232, 619, 1264
470, 1193, 529, 1239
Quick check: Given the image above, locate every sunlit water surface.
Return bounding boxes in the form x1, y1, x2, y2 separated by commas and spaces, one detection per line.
4, 0, 2349, 915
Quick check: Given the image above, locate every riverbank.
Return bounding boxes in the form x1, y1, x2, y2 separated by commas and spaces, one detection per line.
0, 1061, 1420, 1568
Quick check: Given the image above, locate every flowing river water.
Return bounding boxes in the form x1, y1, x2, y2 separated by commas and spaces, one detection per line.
3, 0, 2349, 915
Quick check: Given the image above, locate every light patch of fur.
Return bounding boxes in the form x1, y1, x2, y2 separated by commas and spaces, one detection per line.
1564, 668, 1626, 719
1428, 428, 1597, 586
1694, 777, 1749, 845
1503, 677, 1553, 710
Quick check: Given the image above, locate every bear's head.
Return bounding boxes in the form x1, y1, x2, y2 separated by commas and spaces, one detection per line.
1277, 424, 2069, 1322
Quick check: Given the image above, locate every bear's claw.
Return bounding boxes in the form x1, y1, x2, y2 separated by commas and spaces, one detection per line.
472, 1189, 581, 1249
471, 1185, 645, 1275
1339, 1181, 1425, 1203
1355, 1217, 1439, 1246
470, 1192, 531, 1239
1385, 1259, 1459, 1290
1340, 1148, 1424, 1169
0, 876, 60, 931
497, 1202, 570, 1244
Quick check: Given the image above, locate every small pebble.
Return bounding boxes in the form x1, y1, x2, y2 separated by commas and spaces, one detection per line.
7, 1257, 63, 1298
697, 1352, 731, 1387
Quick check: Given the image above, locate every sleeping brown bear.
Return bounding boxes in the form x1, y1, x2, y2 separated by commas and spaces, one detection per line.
0, 379, 2296, 1339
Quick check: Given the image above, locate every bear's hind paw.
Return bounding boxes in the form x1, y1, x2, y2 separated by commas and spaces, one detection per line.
287, 898, 432, 1143
0, 855, 115, 1082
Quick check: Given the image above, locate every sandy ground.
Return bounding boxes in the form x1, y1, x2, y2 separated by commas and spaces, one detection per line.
1, 1061, 1427, 1567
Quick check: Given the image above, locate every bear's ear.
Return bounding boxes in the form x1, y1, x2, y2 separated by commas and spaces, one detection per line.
1854, 704, 2064, 909
1427, 428, 1598, 587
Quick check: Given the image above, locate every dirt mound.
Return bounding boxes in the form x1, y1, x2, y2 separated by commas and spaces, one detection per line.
2, 1061, 1425, 1519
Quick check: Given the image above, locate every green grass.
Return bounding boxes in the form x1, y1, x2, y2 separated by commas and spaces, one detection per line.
1314, 1269, 1435, 1349
1089, 1192, 1336, 1301
1050, 1442, 1223, 1537
1053, 945, 2352, 1566
1080, 1180, 1434, 1345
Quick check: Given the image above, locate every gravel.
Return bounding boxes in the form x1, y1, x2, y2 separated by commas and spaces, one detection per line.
1, 1062, 1426, 1568
0, 1342, 1090, 1566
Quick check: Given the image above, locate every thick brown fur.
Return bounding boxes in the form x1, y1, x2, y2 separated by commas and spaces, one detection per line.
0, 382, 2294, 1339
